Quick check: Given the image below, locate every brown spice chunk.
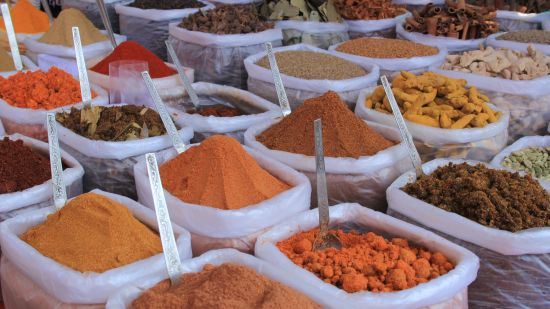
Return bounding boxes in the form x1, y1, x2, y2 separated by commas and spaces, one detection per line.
336, 38, 439, 59
189, 104, 243, 117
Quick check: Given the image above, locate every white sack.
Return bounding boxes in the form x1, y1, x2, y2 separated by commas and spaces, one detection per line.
244, 120, 411, 211
355, 88, 509, 162
245, 43, 379, 109
0, 55, 39, 78
134, 145, 311, 254
275, 20, 349, 49
496, 10, 550, 32
168, 22, 283, 88
396, 23, 486, 52
254, 203, 479, 309
62, 0, 133, 33
486, 32, 550, 55
344, 12, 410, 39
0, 189, 193, 305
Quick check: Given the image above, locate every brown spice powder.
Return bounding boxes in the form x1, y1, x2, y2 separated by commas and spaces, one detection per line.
336, 38, 439, 59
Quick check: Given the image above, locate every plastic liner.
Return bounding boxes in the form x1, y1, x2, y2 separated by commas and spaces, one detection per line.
344, 12, 410, 39
496, 10, 550, 32
244, 120, 410, 211
61, 0, 133, 34
168, 23, 283, 89
245, 43, 379, 109
133, 145, 311, 254
387, 158, 550, 308
355, 88, 509, 162
275, 20, 349, 49
486, 32, 550, 56
396, 23, 486, 52
254, 203, 479, 309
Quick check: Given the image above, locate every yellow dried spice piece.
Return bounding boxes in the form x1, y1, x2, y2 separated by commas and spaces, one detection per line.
365, 71, 501, 129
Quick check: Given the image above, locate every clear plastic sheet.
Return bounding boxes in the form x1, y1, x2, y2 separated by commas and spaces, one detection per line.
118, 15, 172, 60
61, 0, 132, 34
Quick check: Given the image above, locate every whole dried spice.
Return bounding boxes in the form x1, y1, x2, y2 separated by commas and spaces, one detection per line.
467, 0, 550, 13
260, 0, 341, 22
502, 147, 550, 182
160, 135, 290, 210
278, 229, 455, 293
38, 8, 107, 47
0, 67, 95, 110
130, 263, 321, 309
496, 30, 550, 45
129, 0, 205, 10
56, 105, 167, 141
0, 137, 51, 194
402, 163, 550, 232
189, 104, 243, 117
255, 50, 366, 80
179, 4, 273, 35
333, 0, 407, 20
20, 192, 163, 273
257, 91, 394, 158
0, 0, 49, 34
336, 38, 439, 59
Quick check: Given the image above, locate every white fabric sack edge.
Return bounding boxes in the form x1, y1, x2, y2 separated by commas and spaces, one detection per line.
244, 43, 380, 93
245, 118, 410, 174
254, 203, 479, 309
496, 10, 550, 23
275, 20, 348, 34
0, 84, 108, 126
134, 145, 311, 239
105, 248, 327, 309
0, 189, 193, 304
396, 23, 486, 52
345, 11, 410, 33
114, 0, 215, 22
387, 158, 550, 255
485, 32, 550, 55
171, 82, 282, 133
328, 39, 447, 72
355, 88, 510, 144
0, 55, 39, 78
168, 22, 283, 47
0, 133, 84, 213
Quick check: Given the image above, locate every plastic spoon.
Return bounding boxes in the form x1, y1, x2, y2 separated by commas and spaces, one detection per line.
96, 0, 117, 49
72, 27, 93, 106
46, 113, 67, 210
165, 40, 199, 112
264, 42, 291, 117
1, 3, 22, 71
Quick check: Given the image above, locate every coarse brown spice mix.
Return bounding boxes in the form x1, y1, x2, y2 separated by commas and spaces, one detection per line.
336, 38, 439, 59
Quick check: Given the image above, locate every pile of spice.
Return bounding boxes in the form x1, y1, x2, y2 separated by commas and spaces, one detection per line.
335, 38, 439, 59
333, 0, 406, 20
180, 4, 272, 35
496, 30, 550, 45
160, 135, 290, 210
38, 8, 107, 47
0, 0, 49, 34
403, 163, 550, 232
278, 229, 454, 293
0, 48, 15, 72
502, 147, 550, 182
21, 192, 162, 272
404, 2, 499, 39
255, 51, 366, 80
467, 0, 550, 13
260, 0, 341, 23
55, 105, 167, 141
130, 263, 321, 309
0, 137, 51, 194
257, 91, 394, 158
365, 71, 501, 129
129, 0, 205, 10
90, 41, 176, 78
0, 67, 93, 110
189, 104, 243, 117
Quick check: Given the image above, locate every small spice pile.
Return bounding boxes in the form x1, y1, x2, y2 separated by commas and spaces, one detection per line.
403, 163, 550, 232
278, 229, 454, 293
21, 192, 163, 272
56, 105, 167, 141
404, 2, 499, 39
0, 48, 15, 72
180, 4, 273, 35
441, 45, 550, 80
255, 51, 366, 80
496, 30, 550, 45
0, 0, 49, 34
38, 8, 107, 46
258, 91, 394, 158
189, 104, 243, 117
90, 41, 176, 78
130, 263, 321, 309
130, 0, 205, 10
336, 38, 439, 59
160, 135, 289, 210
0, 137, 51, 194
260, 0, 341, 22
333, 0, 406, 20
366, 71, 501, 129
502, 147, 550, 182
0, 67, 94, 110
467, 0, 550, 13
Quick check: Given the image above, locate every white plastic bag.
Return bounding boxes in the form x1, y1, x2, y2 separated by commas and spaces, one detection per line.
0, 189, 192, 307
245, 43, 379, 109
496, 10, 550, 32
275, 20, 349, 49
244, 120, 410, 211
344, 12, 410, 39
0, 55, 39, 78
430, 66, 550, 142
134, 145, 311, 255
486, 32, 550, 55
387, 158, 550, 308
396, 23, 486, 52
355, 88, 509, 162
254, 203, 479, 309
105, 249, 326, 309
168, 82, 281, 143
168, 22, 283, 89
62, 0, 133, 33
115, 1, 215, 60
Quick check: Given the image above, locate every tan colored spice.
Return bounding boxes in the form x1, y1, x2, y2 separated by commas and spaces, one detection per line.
38, 8, 107, 47
336, 38, 439, 59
